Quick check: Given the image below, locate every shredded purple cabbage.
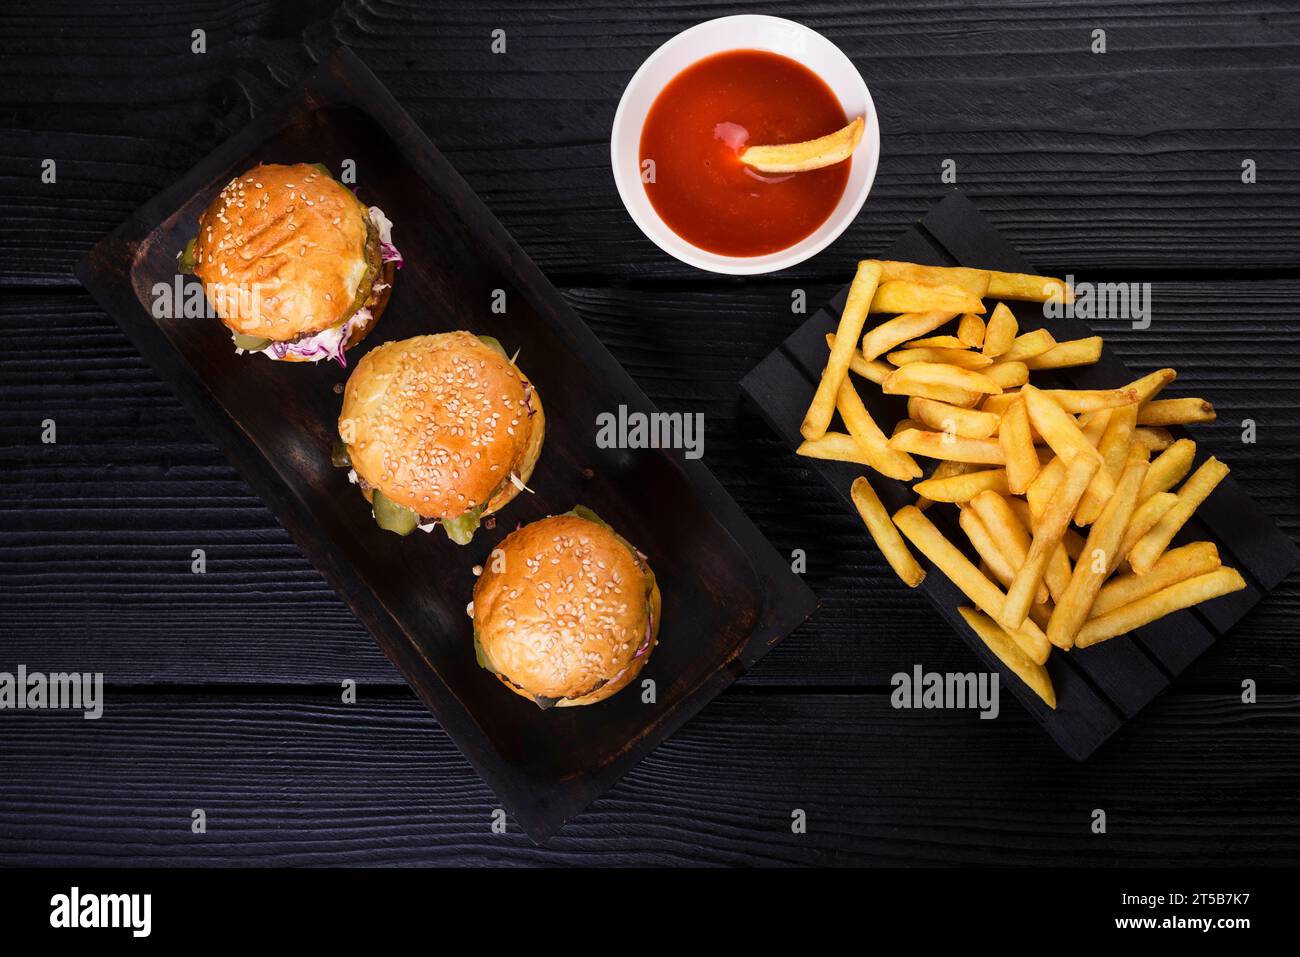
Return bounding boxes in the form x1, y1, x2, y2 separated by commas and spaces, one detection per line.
634, 617, 654, 659
265, 308, 371, 367
369, 206, 402, 269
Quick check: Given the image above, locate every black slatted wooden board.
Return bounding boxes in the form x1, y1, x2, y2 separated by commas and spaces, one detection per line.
741, 192, 1300, 759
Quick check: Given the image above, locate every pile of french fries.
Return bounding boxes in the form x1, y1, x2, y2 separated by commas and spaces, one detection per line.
800, 260, 1244, 709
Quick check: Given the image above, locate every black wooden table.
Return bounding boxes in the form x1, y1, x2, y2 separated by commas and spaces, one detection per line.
2, 1, 1298, 866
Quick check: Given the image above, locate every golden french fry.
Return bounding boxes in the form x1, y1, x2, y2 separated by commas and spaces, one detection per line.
1023, 336, 1103, 370
1115, 492, 1178, 571
907, 397, 1000, 439
1137, 397, 1216, 426
802, 261, 883, 439
1013, 491, 1056, 526
851, 476, 925, 587
998, 396, 1039, 494
1026, 455, 1066, 519
1072, 409, 1119, 524
969, 491, 1048, 604
835, 378, 923, 481
957, 312, 986, 348
1062, 527, 1086, 562
893, 506, 1051, 663
1028, 597, 1055, 631
960, 508, 1019, 590
797, 432, 881, 467
980, 391, 1020, 417
1022, 385, 1114, 502
1075, 567, 1246, 648
912, 468, 1010, 504
916, 459, 972, 510
887, 347, 994, 370
892, 417, 924, 436
1091, 541, 1221, 619
1047, 450, 1149, 648
982, 302, 1018, 357
998, 328, 1057, 363
861, 311, 958, 361
889, 428, 1005, 465
904, 335, 967, 350
1078, 408, 1111, 439
825, 332, 891, 384
1036, 387, 1139, 414
883, 362, 1002, 398
1103, 404, 1142, 462
740, 116, 864, 173
1133, 426, 1174, 451
1044, 542, 1074, 606
1004, 496, 1035, 529
866, 261, 992, 298
985, 361, 1029, 390
1126, 368, 1177, 404
1016, 465, 1076, 605
1000, 453, 1099, 634
958, 607, 1056, 709
908, 383, 984, 407
1076, 405, 1138, 526
1138, 438, 1196, 501
871, 281, 985, 316
986, 271, 1074, 304
1128, 457, 1230, 574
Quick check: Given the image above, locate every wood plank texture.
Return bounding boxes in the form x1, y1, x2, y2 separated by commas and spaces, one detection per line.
2, 691, 1298, 866
2, 0, 1299, 862
3, 2, 1300, 284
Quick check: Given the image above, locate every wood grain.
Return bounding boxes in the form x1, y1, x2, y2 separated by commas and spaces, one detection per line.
1, 691, 1297, 866
3, 1, 1300, 284
3, 0, 1299, 861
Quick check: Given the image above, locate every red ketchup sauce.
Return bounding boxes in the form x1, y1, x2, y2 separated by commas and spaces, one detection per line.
639, 49, 852, 258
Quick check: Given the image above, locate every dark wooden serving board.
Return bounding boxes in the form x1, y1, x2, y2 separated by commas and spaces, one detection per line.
74, 47, 815, 842
741, 191, 1299, 760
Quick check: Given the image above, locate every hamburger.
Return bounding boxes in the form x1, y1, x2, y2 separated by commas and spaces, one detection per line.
470, 508, 660, 708
178, 162, 402, 366
334, 332, 544, 543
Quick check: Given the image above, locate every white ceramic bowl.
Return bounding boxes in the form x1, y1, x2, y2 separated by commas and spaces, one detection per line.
610, 15, 880, 275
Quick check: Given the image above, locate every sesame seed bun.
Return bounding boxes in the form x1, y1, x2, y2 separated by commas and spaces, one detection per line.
339, 332, 545, 520
472, 513, 660, 708
193, 162, 390, 344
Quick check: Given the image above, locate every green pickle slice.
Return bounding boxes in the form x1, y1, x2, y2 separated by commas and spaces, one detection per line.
476, 334, 506, 356
372, 490, 418, 536
331, 442, 352, 469
473, 632, 497, 673
336, 236, 379, 329
178, 237, 198, 273
569, 505, 609, 528
232, 333, 272, 352
441, 505, 484, 545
